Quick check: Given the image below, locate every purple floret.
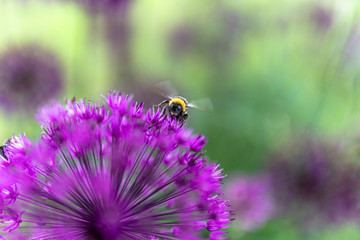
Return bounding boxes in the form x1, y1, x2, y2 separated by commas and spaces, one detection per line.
0, 92, 230, 239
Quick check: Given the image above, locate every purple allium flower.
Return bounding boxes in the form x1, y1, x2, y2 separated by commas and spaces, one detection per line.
69, 0, 130, 14
224, 175, 274, 231
67, 0, 135, 88
0, 92, 230, 239
168, 25, 196, 58
268, 137, 360, 226
311, 5, 333, 31
343, 27, 360, 64
0, 45, 63, 112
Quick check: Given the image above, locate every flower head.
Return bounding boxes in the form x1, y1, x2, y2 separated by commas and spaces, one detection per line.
311, 5, 333, 32
268, 137, 360, 226
168, 25, 196, 58
224, 175, 274, 231
343, 27, 360, 64
69, 0, 130, 14
0, 92, 230, 239
0, 45, 63, 112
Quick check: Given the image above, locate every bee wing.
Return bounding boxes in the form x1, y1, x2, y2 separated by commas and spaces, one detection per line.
187, 98, 213, 113
153, 81, 179, 99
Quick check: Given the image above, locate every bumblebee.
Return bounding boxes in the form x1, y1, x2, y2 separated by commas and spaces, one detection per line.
0, 145, 6, 159
157, 96, 189, 125
154, 81, 213, 125
0, 138, 14, 160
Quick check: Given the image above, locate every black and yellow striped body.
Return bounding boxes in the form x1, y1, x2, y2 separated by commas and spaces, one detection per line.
158, 96, 189, 125
0, 145, 6, 159
0, 138, 15, 160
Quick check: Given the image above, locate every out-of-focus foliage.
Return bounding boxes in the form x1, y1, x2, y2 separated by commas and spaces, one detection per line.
1, 0, 360, 239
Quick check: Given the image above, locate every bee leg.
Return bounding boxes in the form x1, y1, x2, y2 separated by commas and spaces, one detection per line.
155, 100, 169, 108
179, 114, 188, 127
159, 108, 166, 119
0, 146, 7, 160
154, 100, 168, 119
156, 102, 168, 119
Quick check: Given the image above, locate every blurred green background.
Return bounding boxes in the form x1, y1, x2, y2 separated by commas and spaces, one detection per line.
1, 0, 360, 239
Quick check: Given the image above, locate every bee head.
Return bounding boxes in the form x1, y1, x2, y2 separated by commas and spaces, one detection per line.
169, 97, 187, 116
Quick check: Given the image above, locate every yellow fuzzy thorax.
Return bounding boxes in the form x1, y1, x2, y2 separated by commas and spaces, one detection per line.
169, 97, 187, 111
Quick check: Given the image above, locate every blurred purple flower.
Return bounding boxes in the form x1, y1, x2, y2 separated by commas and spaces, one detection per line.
0, 92, 230, 239
343, 27, 360, 64
311, 5, 333, 31
68, 0, 135, 89
168, 25, 196, 58
224, 175, 274, 231
69, 0, 130, 14
0, 45, 63, 112
268, 138, 360, 226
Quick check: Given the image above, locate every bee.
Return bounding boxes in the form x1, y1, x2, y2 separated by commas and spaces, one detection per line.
0, 145, 6, 159
154, 82, 212, 125
0, 138, 14, 160
156, 96, 190, 125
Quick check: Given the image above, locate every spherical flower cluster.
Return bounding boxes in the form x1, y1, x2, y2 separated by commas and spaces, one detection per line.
224, 175, 274, 231
168, 25, 196, 58
0, 92, 230, 239
0, 45, 63, 112
69, 0, 130, 14
268, 138, 360, 226
311, 5, 333, 31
